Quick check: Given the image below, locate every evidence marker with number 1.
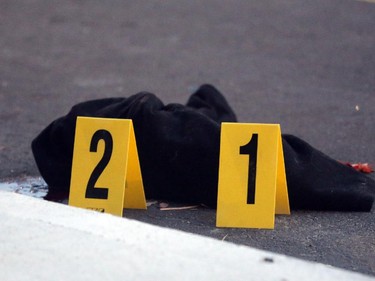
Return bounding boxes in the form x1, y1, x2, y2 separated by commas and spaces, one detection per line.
216, 123, 289, 229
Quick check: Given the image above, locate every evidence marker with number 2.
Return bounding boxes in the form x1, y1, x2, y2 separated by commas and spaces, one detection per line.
68, 117, 146, 216
216, 123, 289, 229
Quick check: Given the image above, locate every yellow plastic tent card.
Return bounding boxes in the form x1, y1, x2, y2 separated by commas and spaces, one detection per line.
216, 123, 290, 229
68, 117, 146, 216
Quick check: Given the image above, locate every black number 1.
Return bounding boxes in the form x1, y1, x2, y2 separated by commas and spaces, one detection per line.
239, 134, 258, 204
85, 129, 113, 199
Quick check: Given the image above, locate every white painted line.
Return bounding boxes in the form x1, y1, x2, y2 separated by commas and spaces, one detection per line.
0, 191, 372, 281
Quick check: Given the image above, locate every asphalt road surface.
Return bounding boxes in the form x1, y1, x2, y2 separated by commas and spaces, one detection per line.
1, 0, 374, 276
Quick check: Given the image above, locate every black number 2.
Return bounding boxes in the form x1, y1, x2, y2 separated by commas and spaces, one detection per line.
85, 129, 113, 199
239, 134, 258, 204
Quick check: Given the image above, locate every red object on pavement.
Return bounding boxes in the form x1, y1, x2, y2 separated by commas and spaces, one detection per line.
342, 162, 374, 173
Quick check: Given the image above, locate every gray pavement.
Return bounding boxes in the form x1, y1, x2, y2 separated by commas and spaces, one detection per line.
1, 0, 375, 276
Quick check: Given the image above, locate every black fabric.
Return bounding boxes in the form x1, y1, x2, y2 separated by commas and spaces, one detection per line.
31, 84, 375, 211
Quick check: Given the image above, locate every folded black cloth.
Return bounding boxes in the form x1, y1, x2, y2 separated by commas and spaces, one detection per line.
31, 84, 375, 211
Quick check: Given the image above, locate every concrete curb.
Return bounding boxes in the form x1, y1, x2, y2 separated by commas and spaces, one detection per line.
0, 191, 373, 281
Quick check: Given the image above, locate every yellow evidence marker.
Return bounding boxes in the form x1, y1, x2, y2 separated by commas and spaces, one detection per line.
68, 117, 147, 216
216, 123, 290, 229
